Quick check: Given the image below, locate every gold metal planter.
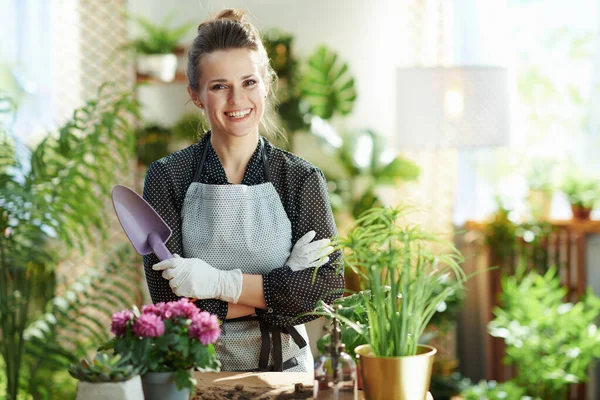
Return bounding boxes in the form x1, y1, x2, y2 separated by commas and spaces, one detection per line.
355, 344, 436, 400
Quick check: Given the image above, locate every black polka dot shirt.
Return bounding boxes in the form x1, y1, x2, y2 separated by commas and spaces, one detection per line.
142, 132, 344, 327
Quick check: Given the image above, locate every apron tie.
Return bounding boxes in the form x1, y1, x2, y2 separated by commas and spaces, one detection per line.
228, 315, 307, 371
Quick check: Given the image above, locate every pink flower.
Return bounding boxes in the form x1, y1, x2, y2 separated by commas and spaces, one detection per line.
189, 311, 221, 345
161, 298, 198, 320
133, 313, 165, 337
111, 310, 133, 336
141, 302, 164, 316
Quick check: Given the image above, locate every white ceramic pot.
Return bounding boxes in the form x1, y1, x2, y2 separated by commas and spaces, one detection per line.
75, 375, 144, 400
137, 54, 178, 82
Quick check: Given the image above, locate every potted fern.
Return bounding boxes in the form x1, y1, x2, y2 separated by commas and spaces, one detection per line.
314, 205, 466, 400
126, 12, 194, 82
69, 353, 144, 400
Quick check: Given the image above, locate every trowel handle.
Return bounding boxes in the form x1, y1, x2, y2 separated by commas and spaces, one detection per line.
148, 232, 173, 261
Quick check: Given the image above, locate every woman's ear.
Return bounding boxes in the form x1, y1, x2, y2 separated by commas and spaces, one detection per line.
187, 86, 203, 108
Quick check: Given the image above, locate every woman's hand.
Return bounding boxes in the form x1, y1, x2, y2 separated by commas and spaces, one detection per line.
285, 230, 334, 272
152, 255, 243, 303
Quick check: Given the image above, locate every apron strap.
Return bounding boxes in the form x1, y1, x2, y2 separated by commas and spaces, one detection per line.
258, 319, 271, 370
192, 134, 270, 183
224, 315, 306, 371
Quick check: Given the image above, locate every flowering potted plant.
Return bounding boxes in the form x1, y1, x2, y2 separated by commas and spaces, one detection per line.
101, 298, 221, 400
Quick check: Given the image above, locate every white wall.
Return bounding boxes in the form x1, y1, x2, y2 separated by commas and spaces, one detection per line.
128, 0, 409, 140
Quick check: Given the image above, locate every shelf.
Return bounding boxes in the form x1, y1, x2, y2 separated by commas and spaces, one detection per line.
465, 219, 600, 234
136, 71, 188, 85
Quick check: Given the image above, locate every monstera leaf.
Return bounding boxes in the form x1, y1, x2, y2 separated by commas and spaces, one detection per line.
300, 46, 357, 119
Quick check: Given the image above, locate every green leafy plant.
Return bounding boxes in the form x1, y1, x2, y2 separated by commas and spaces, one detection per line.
23, 245, 144, 399
136, 124, 172, 166
526, 157, 557, 193
0, 83, 139, 400
100, 299, 221, 391
299, 45, 356, 119
488, 265, 600, 399
560, 170, 600, 209
69, 352, 144, 383
320, 129, 420, 220
126, 12, 194, 54
316, 291, 370, 360
171, 112, 208, 142
460, 379, 527, 400
484, 197, 554, 273
263, 33, 356, 145
314, 205, 466, 357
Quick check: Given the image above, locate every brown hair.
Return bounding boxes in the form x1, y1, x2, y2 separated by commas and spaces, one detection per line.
186, 9, 280, 139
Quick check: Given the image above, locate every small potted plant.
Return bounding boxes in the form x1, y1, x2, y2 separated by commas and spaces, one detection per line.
126, 12, 195, 82
526, 158, 557, 220
69, 352, 145, 400
560, 171, 599, 220
314, 205, 466, 400
100, 298, 221, 400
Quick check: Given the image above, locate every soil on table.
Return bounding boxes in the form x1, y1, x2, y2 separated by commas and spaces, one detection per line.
192, 382, 313, 400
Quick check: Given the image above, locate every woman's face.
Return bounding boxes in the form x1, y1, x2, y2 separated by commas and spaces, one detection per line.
195, 48, 268, 140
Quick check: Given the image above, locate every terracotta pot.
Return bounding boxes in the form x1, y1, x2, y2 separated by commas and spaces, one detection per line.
571, 204, 592, 220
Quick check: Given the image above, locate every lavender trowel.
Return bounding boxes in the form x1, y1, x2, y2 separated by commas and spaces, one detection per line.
112, 185, 173, 261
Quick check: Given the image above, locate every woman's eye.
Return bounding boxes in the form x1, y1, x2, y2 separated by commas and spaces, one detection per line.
211, 84, 226, 90
245, 79, 257, 87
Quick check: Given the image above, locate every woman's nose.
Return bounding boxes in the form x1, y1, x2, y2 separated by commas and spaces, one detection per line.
228, 87, 242, 105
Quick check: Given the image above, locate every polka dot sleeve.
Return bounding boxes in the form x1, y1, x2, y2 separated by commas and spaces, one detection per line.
142, 158, 229, 322
257, 169, 345, 326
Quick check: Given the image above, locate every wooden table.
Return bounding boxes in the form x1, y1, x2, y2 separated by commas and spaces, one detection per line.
193, 371, 435, 399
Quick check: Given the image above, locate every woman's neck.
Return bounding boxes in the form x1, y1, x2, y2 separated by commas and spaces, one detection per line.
210, 131, 259, 184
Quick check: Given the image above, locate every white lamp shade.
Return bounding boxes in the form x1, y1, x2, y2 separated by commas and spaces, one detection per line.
396, 66, 509, 149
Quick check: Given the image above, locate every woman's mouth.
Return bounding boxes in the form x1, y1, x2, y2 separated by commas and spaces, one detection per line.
224, 108, 252, 120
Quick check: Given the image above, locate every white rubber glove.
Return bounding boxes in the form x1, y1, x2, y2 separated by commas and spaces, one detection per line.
152, 255, 243, 303
285, 230, 334, 272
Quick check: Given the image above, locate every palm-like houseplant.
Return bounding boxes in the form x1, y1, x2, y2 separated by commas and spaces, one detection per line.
0, 84, 140, 399
126, 11, 194, 82
313, 205, 466, 399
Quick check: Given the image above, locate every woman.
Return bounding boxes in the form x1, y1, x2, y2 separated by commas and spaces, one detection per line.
143, 9, 344, 372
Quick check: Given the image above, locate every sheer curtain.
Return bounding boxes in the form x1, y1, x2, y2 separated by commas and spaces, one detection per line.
0, 0, 55, 146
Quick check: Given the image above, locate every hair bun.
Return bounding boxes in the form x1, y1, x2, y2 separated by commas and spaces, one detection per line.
215, 8, 247, 23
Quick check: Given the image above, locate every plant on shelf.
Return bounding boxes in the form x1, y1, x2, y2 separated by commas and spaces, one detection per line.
126, 11, 194, 82
526, 157, 557, 220
171, 112, 208, 144
312, 205, 466, 399
0, 84, 139, 400
484, 197, 554, 274
488, 265, 600, 399
136, 124, 172, 166
99, 298, 221, 399
560, 169, 599, 220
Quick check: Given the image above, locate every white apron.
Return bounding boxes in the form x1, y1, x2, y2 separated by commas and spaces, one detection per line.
180, 136, 313, 372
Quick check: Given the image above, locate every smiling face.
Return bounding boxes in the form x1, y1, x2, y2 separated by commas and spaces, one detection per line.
192, 48, 268, 140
